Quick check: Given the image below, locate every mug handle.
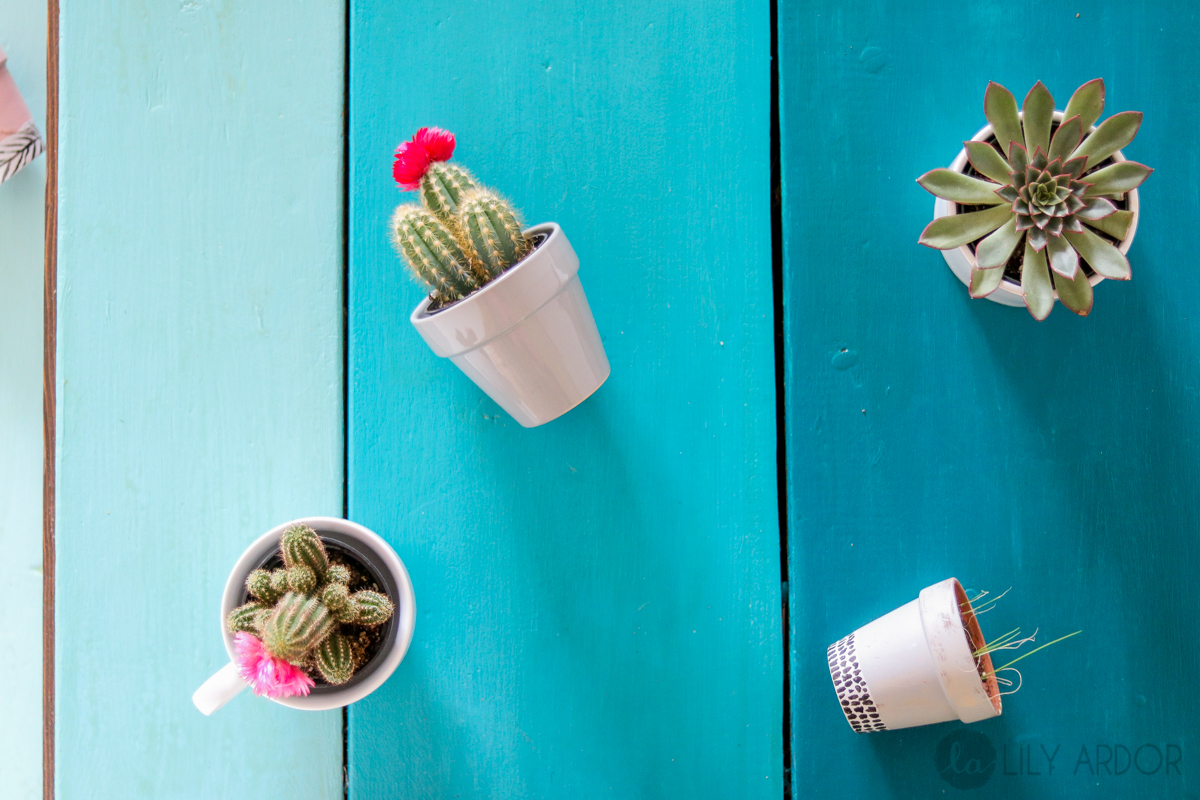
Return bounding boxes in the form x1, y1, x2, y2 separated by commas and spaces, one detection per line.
193, 662, 248, 715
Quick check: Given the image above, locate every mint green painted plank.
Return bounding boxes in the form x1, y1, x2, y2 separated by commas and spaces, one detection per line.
348, 1, 780, 796
56, 2, 345, 796
0, 3, 46, 797
782, 1, 1199, 796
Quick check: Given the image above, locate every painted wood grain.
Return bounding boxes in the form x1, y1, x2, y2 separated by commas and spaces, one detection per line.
55, 2, 345, 797
348, 1, 780, 796
0, 4, 47, 797
781, 1, 1199, 796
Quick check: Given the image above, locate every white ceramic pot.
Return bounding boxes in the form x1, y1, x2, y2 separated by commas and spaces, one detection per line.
192, 517, 416, 715
0, 45, 44, 184
933, 111, 1140, 307
411, 222, 610, 428
826, 578, 1001, 733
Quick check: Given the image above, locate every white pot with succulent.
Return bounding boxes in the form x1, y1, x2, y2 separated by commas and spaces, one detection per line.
389, 127, 609, 428
917, 79, 1152, 319
826, 578, 1080, 733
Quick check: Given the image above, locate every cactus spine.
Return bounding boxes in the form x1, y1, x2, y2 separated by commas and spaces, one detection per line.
315, 631, 355, 685
459, 188, 530, 278
227, 601, 269, 634
351, 590, 395, 627
391, 205, 488, 300
281, 524, 329, 579
326, 564, 351, 585
288, 565, 318, 595
261, 592, 334, 663
321, 582, 357, 623
247, 569, 281, 604
420, 162, 478, 224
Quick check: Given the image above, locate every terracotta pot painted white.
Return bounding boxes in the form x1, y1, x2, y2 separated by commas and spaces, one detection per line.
411, 222, 609, 428
826, 578, 1001, 733
192, 517, 416, 715
933, 111, 1140, 308
0, 45, 44, 184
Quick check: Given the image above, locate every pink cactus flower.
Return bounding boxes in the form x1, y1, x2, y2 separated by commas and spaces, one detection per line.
414, 126, 456, 162
392, 127, 456, 190
233, 632, 315, 699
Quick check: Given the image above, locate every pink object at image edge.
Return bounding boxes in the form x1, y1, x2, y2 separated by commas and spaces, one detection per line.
0, 45, 34, 136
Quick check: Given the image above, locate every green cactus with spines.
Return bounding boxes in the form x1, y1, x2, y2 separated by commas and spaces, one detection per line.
269, 569, 290, 598
315, 630, 356, 685
351, 590, 395, 627
288, 565, 318, 595
391, 128, 537, 302
321, 582, 357, 623
246, 569, 281, 604
419, 162, 479, 224
458, 188, 531, 279
234, 524, 398, 693
281, 524, 329, 579
227, 601, 269, 634
390, 205, 489, 301
326, 564, 351, 585
261, 592, 335, 663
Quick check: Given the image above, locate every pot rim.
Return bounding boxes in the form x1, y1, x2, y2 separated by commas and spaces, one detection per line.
940, 110, 1140, 300
220, 516, 416, 711
409, 222, 576, 352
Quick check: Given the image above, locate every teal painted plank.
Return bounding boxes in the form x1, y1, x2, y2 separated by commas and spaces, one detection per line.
56, 2, 345, 796
348, 1, 780, 796
0, 4, 46, 797
782, 1, 1199, 796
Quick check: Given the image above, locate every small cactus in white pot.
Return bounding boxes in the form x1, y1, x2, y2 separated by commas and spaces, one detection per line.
193, 518, 416, 714
389, 128, 610, 428
918, 79, 1152, 319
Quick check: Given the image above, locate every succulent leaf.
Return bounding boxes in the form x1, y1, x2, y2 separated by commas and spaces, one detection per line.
1045, 234, 1079, 279
984, 82, 1024, 158
1047, 116, 1084, 164
1008, 142, 1029, 175
975, 218, 1023, 269
1021, 241, 1054, 320
919, 205, 1012, 250
1076, 197, 1118, 220
1083, 161, 1153, 196
969, 265, 1006, 299
964, 141, 1012, 184
1082, 209, 1134, 240
916, 169, 1005, 205
1071, 111, 1143, 169
1062, 78, 1105, 130
1022, 81, 1055, 156
1055, 263, 1094, 316
1063, 227, 1131, 280
315, 631, 356, 685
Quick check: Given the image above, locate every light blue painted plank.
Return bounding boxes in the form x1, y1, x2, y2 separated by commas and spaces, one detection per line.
56, 2, 345, 796
349, 1, 780, 796
0, 3, 46, 797
783, 0, 1199, 796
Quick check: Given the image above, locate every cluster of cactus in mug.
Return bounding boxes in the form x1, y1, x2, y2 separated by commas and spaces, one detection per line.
226, 524, 394, 698
390, 127, 532, 304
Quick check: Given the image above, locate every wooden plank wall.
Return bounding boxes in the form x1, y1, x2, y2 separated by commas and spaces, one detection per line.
781, 1, 1199, 797
0, 3, 47, 797
347, 1, 781, 796
54, 2, 346, 796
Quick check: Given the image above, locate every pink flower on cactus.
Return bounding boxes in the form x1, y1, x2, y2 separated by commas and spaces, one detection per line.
392, 127, 456, 190
233, 632, 315, 699
414, 126, 455, 162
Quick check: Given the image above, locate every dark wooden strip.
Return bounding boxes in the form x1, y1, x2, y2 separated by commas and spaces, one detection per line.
42, 1, 58, 798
